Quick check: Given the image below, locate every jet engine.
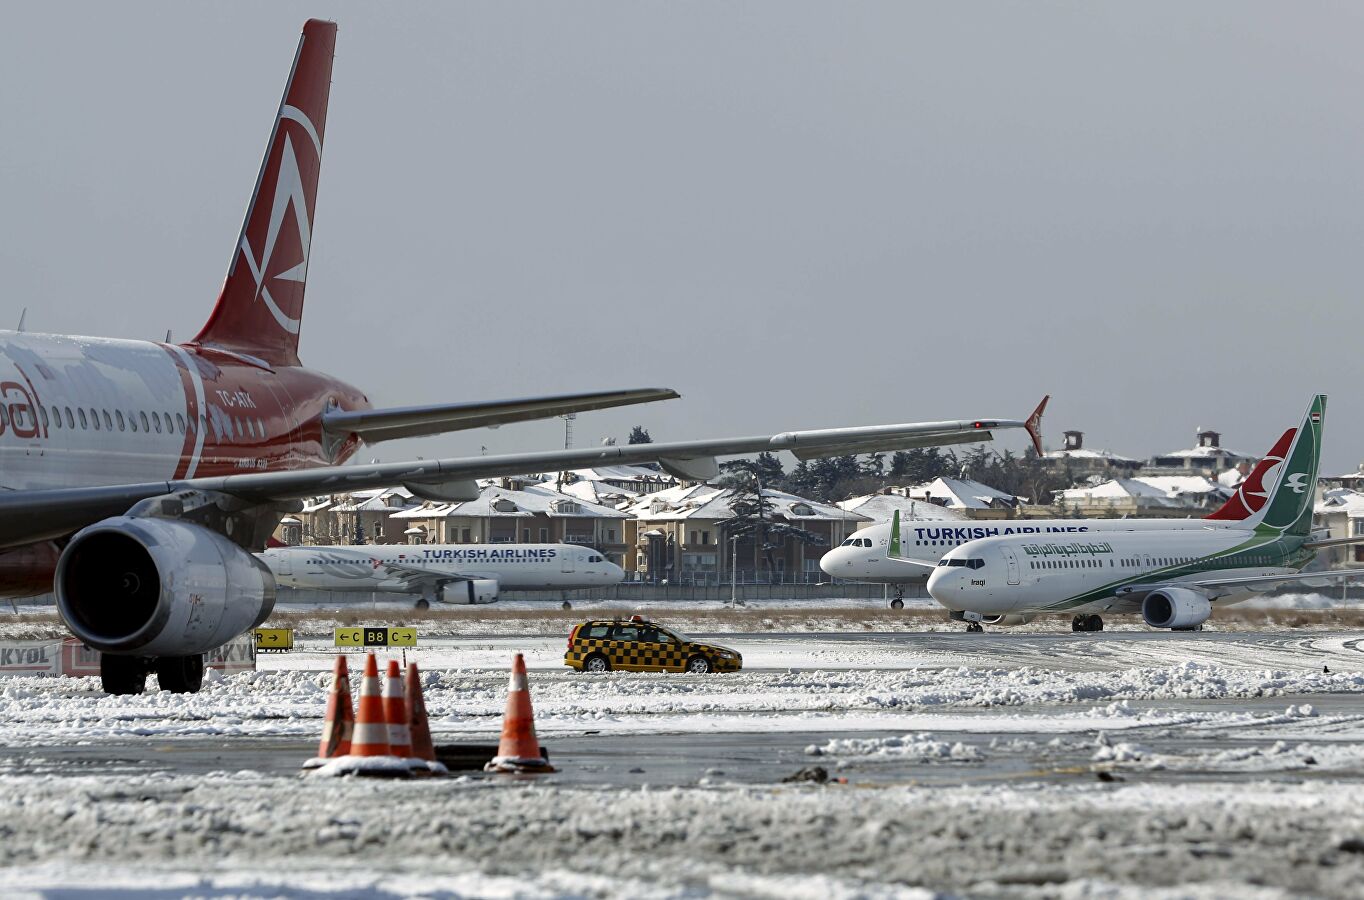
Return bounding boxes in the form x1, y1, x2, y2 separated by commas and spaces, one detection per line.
55, 516, 275, 657
982, 614, 1035, 627
439, 579, 499, 605
1142, 587, 1212, 630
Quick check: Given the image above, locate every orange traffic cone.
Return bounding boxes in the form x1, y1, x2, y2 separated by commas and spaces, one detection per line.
350, 652, 392, 758
383, 659, 412, 758
302, 655, 354, 769
485, 653, 556, 773
405, 662, 437, 762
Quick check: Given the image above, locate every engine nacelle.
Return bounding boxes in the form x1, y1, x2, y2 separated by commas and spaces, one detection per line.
439, 578, 499, 605
982, 614, 1035, 627
1142, 587, 1212, 630
55, 517, 276, 656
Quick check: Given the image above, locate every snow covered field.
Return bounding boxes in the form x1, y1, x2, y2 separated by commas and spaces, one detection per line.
3, 625, 1364, 897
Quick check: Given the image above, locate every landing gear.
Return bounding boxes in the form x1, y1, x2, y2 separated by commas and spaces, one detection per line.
1071, 614, 1104, 633
966, 622, 984, 633
889, 586, 905, 610
100, 654, 148, 695
155, 654, 205, 693
414, 598, 431, 610
561, 600, 573, 610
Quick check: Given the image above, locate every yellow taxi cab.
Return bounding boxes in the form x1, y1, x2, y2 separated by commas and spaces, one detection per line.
564, 616, 742, 674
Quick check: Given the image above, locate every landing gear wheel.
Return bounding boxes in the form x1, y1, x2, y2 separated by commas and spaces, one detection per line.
100, 654, 147, 695
561, 600, 573, 610
890, 598, 905, 610
584, 654, 611, 673
414, 598, 431, 610
966, 622, 984, 633
686, 655, 713, 674
1071, 614, 1104, 632
155, 654, 205, 693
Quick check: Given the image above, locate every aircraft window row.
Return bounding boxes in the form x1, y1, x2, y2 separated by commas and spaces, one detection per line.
3, 403, 269, 443
1030, 559, 1105, 570
938, 558, 985, 569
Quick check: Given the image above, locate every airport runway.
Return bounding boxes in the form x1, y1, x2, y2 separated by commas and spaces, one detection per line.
4, 628, 1364, 897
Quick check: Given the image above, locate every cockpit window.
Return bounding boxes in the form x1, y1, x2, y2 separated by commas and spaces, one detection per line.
939, 558, 985, 569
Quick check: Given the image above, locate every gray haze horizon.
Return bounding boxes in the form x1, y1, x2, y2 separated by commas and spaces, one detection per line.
2, 3, 1361, 478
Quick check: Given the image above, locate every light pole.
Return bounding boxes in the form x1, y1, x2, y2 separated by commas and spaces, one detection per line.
730, 533, 740, 606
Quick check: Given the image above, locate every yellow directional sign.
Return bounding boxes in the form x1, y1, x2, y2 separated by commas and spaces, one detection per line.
334, 627, 418, 648
254, 628, 294, 652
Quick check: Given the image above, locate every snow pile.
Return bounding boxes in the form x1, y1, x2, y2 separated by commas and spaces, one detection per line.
1, 774, 1363, 898
805, 732, 983, 762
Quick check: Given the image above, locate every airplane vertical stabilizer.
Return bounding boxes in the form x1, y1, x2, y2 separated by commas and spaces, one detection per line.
191, 19, 336, 366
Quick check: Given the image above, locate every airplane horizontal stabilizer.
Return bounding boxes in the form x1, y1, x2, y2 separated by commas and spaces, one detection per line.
323, 387, 680, 443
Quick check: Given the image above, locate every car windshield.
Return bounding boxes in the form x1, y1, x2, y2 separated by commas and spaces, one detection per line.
660, 626, 692, 643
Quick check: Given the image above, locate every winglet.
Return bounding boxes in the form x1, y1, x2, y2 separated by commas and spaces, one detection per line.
1025, 395, 1049, 456
888, 509, 901, 559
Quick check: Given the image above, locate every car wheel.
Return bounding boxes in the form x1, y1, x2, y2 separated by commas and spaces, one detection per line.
686, 655, 712, 674
584, 654, 610, 673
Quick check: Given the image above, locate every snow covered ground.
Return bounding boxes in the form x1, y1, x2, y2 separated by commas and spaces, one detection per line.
3, 627, 1364, 897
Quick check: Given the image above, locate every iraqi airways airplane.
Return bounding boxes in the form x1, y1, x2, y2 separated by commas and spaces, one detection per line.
820, 422, 1299, 608
2, 20, 1044, 695
927, 396, 1359, 633
261, 543, 624, 607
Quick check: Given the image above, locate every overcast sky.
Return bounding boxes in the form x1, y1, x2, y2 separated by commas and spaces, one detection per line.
2, 3, 1362, 474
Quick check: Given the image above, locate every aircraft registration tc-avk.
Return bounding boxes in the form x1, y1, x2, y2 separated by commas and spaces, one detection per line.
261, 543, 625, 608
923, 396, 1361, 633
0, 20, 1046, 695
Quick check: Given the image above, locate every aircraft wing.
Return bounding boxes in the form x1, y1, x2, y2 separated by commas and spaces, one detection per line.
1115, 570, 1364, 601
0, 401, 1045, 549
367, 557, 482, 592
322, 387, 680, 443
1182, 570, 1364, 596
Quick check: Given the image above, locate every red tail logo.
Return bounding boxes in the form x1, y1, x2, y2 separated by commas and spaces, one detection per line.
190, 20, 336, 366
1205, 428, 1294, 521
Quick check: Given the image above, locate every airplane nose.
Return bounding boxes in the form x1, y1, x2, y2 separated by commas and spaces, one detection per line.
819, 549, 844, 577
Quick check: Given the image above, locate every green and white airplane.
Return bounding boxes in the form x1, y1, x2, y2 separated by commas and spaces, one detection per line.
924, 395, 1355, 633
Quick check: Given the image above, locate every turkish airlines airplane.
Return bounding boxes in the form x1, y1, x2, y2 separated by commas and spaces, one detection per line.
820, 418, 1303, 607
261, 543, 624, 608
927, 396, 1361, 633
2, 20, 1042, 695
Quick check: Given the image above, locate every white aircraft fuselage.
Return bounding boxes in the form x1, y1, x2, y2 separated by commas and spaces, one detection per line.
262, 543, 625, 595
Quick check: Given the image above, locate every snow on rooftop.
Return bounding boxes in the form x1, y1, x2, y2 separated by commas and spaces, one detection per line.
625, 483, 867, 522
387, 481, 627, 520
900, 477, 1022, 510
1044, 447, 1141, 464
1133, 475, 1227, 497
1056, 478, 1184, 506
1316, 488, 1364, 517
837, 493, 966, 524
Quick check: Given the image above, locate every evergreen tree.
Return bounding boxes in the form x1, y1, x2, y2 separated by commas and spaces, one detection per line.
627, 425, 653, 445
719, 470, 826, 581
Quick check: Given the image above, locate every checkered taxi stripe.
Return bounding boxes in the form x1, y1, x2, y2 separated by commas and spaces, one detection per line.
564, 624, 742, 673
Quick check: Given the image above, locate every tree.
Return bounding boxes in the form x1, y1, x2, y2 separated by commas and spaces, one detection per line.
718, 469, 826, 581
627, 425, 653, 445
889, 448, 955, 484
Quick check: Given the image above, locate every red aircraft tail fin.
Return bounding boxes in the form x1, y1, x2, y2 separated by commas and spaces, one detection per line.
190, 19, 336, 366
1205, 427, 1294, 521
